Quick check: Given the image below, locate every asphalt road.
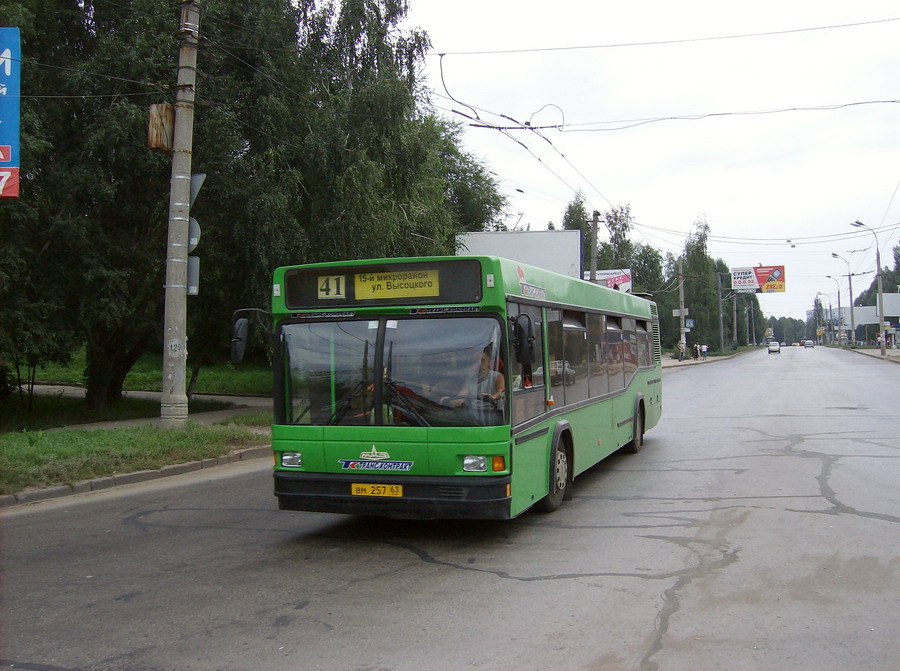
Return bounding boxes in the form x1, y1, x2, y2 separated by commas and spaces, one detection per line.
2, 346, 899, 671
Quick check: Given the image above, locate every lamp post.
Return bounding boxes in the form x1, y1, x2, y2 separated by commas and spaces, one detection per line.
850, 220, 886, 356
825, 275, 842, 345
832, 253, 856, 347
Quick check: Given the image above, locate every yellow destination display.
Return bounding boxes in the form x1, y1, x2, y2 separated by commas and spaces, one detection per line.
351, 483, 403, 497
355, 269, 440, 300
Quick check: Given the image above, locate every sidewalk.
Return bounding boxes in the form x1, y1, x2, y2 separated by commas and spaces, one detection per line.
848, 347, 900, 364
33, 384, 272, 430
661, 353, 731, 369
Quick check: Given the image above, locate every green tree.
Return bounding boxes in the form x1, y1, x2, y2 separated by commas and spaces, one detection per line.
562, 190, 590, 269
680, 218, 720, 350
2, 0, 506, 410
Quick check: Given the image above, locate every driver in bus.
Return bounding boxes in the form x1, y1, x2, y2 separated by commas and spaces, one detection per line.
441, 345, 505, 408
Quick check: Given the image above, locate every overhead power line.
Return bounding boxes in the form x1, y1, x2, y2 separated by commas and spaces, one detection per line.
431, 16, 900, 56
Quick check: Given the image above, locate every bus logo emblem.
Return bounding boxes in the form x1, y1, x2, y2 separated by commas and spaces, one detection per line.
360, 446, 389, 460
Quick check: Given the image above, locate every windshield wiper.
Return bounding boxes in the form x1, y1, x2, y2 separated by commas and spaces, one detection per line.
326, 379, 368, 425
384, 379, 431, 427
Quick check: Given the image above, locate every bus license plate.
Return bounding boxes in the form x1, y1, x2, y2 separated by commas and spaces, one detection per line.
351, 483, 403, 497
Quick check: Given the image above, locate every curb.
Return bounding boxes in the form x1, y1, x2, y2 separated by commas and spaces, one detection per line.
847, 347, 900, 365
0, 445, 272, 510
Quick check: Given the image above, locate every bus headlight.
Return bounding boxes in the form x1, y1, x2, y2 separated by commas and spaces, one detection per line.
463, 455, 487, 472
281, 452, 303, 468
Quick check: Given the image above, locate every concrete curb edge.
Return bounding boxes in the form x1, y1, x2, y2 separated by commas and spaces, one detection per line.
1, 445, 272, 510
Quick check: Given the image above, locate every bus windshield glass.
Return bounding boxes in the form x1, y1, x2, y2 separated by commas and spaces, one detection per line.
281, 317, 506, 427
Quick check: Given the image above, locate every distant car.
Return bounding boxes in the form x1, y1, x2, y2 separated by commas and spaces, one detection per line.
792, 342, 800, 347
804, 340, 814, 348
767, 341, 781, 354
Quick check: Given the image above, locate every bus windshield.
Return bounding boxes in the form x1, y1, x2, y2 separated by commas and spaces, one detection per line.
281, 316, 506, 427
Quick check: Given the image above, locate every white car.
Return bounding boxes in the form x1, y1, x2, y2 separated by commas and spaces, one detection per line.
804, 340, 814, 348
767, 341, 781, 354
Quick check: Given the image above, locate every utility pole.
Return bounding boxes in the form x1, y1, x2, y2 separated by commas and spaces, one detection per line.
677, 257, 686, 347
716, 272, 725, 352
589, 210, 599, 282
749, 304, 756, 345
732, 294, 737, 343
161, 0, 201, 429
848, 271, 856, 347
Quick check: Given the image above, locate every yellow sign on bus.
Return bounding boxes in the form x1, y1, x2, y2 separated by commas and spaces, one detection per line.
355, 269, 440, 300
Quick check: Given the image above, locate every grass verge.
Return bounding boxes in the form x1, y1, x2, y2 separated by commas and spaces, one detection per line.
1, 421, 271, 495
36, 350, 272, 396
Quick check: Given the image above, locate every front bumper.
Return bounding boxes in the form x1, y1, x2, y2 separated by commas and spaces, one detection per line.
274, 471, 511, 520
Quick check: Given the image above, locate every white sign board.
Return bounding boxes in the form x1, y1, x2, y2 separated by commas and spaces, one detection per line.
457, 230, 582, 278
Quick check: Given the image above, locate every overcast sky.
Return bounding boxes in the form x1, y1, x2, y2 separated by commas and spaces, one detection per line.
403, 1, 900, 320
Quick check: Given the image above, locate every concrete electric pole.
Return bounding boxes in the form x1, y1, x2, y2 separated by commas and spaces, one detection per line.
677, 257, 686, 346
161, 0, 201, 429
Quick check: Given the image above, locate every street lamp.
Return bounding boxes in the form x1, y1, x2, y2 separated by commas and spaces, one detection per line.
850, 220, 886, 356
825, 275, 842, 345
831, 253, 856, 347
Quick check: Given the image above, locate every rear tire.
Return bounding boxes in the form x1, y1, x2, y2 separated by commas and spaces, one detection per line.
537, 439, 570, 512
624, 406, 644, 454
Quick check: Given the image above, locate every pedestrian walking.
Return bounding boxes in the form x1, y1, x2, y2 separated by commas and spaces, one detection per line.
692, 343, 700, 360
678, 341, 685, 361
700, 343, 708, 360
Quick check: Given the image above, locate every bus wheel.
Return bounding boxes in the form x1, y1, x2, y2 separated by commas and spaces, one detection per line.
538, 438, 570, 512
624, 406, 644, 454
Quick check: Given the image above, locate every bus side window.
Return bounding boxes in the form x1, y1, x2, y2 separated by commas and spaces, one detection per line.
508, 303, 545, 423
588, 313, 609, 397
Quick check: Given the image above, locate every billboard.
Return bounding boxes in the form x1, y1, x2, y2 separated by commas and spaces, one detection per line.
0, 27, 21, 198
584, 268, 633, 292
457, 230, 582, 278
732, 266, 786, 293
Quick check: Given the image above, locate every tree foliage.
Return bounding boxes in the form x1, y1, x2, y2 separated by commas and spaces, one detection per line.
0, 0, 505, 410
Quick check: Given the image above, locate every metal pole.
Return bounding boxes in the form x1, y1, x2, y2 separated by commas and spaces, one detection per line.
161, 0, 201, 429
589, 211, 599, 282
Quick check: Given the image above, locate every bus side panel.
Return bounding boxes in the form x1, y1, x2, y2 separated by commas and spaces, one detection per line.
643, 371, 663, 432
563, 402, 618, 478
510, 422, 554, 517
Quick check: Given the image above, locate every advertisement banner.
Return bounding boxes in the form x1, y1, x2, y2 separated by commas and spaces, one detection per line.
592, 268, 632, 292
731, 266, 786, 293
0, 27, 21, 198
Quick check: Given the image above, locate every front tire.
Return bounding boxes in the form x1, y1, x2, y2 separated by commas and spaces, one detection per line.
537, 439, 570, 512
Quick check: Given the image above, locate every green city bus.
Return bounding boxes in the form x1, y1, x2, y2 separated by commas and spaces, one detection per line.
248, 255, 662, 520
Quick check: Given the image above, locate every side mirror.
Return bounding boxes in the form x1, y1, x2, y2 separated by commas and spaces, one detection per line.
230, 317, 250, 364
512, 313, 535, 364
